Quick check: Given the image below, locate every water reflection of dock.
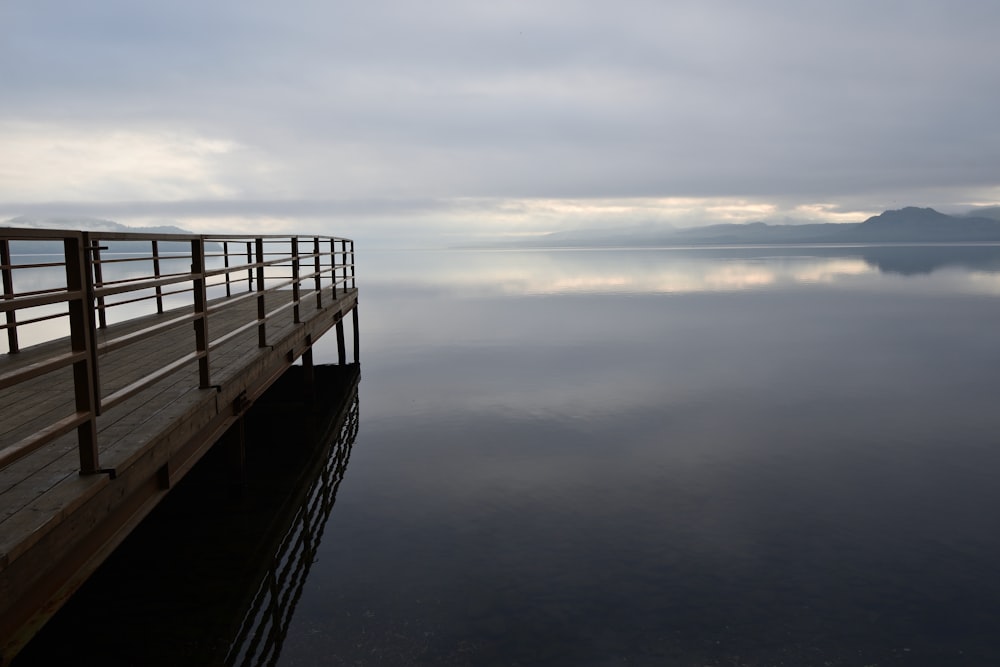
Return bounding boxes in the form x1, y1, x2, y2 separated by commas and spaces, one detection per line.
0, 228, 358, 663
13, 363, 361, 666
225, 364, 360, 667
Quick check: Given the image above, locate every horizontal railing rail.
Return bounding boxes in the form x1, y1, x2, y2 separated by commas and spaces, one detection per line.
0, 227, 356, 474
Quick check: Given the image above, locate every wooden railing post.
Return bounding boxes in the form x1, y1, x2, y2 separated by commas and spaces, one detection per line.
82, 232, 104, 415
191, 238, 212, 388
151, 240, 164, 314
291, 236, 301, 324
256, 238, 267, 347
91, 239, 108, 330
1, 239, 18, 354
65, 235, 100, 473
340, 239, 348, 293
350, 240, 356, 288
246, 241, 253, 292
313, 237, 322, 309
223, 241, 232, 297
330, 238, 337, 297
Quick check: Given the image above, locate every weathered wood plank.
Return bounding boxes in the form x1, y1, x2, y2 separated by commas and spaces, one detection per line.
0, 288, 357, 568
1, 288, 355, 547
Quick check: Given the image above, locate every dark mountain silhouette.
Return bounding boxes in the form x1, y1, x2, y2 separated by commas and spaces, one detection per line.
853, 244, 1000, 275
670, 221, 846, 244
837, 207, 1000, 242
486, 207, 1000, 248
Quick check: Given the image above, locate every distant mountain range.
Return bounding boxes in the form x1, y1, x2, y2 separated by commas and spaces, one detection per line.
2, 216, 193, 236
1, 216, 211, 253
491, 207, 1000, 248
8, 207, 1000, 250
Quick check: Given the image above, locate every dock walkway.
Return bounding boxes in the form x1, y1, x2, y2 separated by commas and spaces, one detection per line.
0, 228, 357, 663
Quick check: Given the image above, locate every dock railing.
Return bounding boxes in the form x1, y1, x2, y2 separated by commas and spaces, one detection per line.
0, 228, 356, 475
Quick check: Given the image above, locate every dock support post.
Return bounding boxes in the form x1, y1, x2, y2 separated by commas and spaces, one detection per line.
302, 343, 316, 402
227, 417, 247, 492
352, 306, 360, 363
336, 319, 346, 365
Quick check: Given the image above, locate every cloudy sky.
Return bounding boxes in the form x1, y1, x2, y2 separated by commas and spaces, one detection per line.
2, 0, 999, 244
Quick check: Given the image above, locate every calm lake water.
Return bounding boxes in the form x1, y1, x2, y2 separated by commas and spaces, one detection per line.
15, 245, 1000, 666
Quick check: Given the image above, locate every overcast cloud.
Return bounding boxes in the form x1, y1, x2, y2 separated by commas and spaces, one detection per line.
2, 0, 999, 243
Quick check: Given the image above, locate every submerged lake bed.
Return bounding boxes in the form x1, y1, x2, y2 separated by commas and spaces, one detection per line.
16, 245, 1000, 666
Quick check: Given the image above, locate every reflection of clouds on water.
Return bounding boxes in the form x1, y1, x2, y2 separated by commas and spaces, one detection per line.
962, 271, 1000, 295
790, 258, 871, 283
696, 262, 777, 290
546, 275, 631, 292
367, 252, 880, 295
365, 246, 1000, 297
539, 258, 876, 293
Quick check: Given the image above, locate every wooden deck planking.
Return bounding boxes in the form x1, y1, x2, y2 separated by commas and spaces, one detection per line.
3, 288, 341, 451
0, 372, 76, 444
0, 286, 357, 577
0, 392, 76, 446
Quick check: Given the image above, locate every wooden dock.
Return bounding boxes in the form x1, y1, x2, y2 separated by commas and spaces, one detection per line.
0, 228, 358, 663
13, 363, 361, 666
